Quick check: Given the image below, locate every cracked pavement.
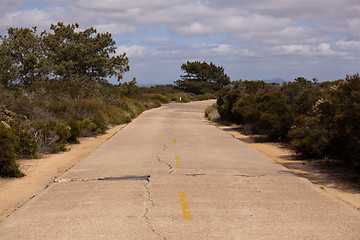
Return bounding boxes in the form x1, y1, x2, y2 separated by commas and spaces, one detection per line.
1, 100, 360, 239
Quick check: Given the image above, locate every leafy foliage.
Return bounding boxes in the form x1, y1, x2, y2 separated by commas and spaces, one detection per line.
0, 124, 25, 178
216, 74, 360, 178
0, 27, 44, 86
0, 23, 168, 178
0, 22, 129, 86
42, 23, 129, 83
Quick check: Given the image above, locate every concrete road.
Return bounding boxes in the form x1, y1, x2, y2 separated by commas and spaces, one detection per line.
1, 100, 360, 239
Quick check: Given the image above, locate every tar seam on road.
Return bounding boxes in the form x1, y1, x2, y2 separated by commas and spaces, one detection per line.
185, 173, 206, 177
234, 174, 266, 178
54, 175, 151, 183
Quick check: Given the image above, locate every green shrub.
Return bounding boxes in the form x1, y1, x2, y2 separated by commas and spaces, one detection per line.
288, 116, 330, 158
204, 104, 220, 122
230, 90, 292, 139
55, 122, 71, 143
0, 124, 24, 178
92, 113, 107, 134
32, 119, 70, 153
143, 94, 170, 104
197, 93, 216, 100
180, 95, 190, 103
79, 118, 97, 137
16, 129, 38, 158
67, 120, 81, 143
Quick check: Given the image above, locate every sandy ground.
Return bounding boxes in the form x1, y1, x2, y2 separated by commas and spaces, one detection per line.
0, 124, 126, 221
214, 123, 360, 210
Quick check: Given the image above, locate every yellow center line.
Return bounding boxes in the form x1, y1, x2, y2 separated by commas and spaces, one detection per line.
175, 155, 181, 166
171, 124, 174, 128
178, 191, 192, 220
171, 130, 175, 135
173, 139, 176, 145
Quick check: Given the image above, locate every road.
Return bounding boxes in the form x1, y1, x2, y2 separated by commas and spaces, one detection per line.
1, 100, 360, 239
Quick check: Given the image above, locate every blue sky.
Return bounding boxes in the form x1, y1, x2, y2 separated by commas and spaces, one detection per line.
1, 0, 360, 84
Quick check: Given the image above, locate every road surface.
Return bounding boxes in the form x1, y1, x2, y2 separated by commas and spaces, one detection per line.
1, 100, 360, 239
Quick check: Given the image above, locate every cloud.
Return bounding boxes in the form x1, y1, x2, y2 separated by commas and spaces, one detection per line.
175, 22, 214, 36
0, 0, 23, 12
95, 23, 136, 35
335, 40, 360, 51
1, 0, 359, 83
117, 45, 147, 58
0, 9, 52, 29
272, 43, 348, 58
142, 37, 173, 45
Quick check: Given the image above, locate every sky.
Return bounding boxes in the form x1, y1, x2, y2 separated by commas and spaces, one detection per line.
0, 0, 360, 84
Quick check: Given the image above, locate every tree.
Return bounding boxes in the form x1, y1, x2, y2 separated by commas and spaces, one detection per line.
175, 61, 230, 94
42, 22, 129, 83
0, 23, 130, 86
0, 27, 45, 86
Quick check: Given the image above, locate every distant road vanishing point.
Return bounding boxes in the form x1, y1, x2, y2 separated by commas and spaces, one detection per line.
1, 100, 360, 239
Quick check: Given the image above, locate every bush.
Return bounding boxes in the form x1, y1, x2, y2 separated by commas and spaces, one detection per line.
67, 120, 81, 143
204, 103, 220, 122
143, 94, 170, 104
32, 119, 69, 153
288, 116, 331, 158
216, 74, 360, 177
15, 129, 38, 158
231, 91, 292, 139
0, 124, 24, 177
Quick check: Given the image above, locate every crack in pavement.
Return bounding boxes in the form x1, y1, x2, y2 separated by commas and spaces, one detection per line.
156, 153, 174, 175
156, 144, 174, 175
141, 141, 176, 239
144, 177, 167, 240
167, 163, 174, 174
163, 144, 168, 151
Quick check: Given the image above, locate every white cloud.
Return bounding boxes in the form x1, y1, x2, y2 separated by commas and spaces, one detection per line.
117, 45, 147, 58
335, 40, 360, 50
95, 23, 136, 35
142, 37, 173, 45
222, 14, 293, 32
272, 43, 347, 58
0, 9, 52, 29
0, 0, 23, 12
176, 22, 214, 36
213, 44, 232, 54
1, 0, 360, 83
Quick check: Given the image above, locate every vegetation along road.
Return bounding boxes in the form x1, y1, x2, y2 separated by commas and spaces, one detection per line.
0, 100, 359, 239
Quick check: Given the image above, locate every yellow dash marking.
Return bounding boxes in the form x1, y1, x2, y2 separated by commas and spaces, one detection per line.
175, 155, 181, 166
178, 191, 192, 220
171, 124, 174, 128
171, 130, 175, 135
173, 139, 176, 145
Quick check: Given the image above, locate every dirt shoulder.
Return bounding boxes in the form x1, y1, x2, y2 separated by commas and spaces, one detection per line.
213, 123, 360, 210
0, 124, 126, 222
